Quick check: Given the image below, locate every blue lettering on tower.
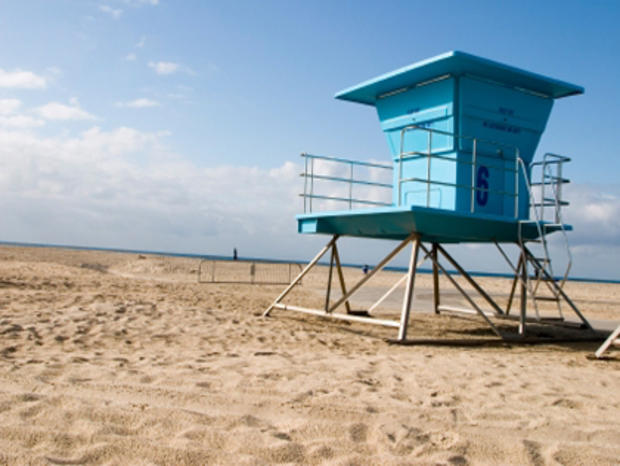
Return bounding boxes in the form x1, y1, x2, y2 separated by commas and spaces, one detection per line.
476, 165, 489, 206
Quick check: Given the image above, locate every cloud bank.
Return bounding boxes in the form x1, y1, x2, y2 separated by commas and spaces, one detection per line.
0, 125, 302, 257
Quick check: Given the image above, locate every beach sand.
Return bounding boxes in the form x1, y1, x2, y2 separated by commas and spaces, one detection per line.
0, 245, 618, 465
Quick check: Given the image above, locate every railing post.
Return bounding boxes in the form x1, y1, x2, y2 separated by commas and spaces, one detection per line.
556, 160, 563, 224
303, 153, 308, 214
399, 128, 405, 206
310, 156, 315, 213
471, 139, 477, 213
427, 130, 432, 207
540, 154, 553, 220
349, 162, 353, 210
514, 149, 520, 218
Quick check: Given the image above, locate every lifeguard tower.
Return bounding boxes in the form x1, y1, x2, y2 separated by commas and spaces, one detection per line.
264, 51, 593, 341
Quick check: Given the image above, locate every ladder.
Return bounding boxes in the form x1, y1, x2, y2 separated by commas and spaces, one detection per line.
517, 153, 573, 321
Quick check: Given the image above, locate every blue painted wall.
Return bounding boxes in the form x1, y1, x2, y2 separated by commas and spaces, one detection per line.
374, 75, 553, 219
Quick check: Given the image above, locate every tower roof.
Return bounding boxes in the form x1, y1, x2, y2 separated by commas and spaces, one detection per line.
335, 51, 584, 105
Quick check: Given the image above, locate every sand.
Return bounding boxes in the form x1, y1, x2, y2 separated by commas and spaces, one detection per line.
0, 245, 618, 465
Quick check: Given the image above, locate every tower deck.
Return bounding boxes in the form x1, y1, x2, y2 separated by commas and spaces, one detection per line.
298, 205, 569, 243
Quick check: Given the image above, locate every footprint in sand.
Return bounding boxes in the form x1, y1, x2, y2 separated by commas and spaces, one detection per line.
349, 423, 368, 442
522, 439, 544, 466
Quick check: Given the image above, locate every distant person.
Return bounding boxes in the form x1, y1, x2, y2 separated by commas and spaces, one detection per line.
233, 248, 238, 260
362, 264, 369, 274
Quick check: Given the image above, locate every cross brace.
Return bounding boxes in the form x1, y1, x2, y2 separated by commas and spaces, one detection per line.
263, 235, 594, 343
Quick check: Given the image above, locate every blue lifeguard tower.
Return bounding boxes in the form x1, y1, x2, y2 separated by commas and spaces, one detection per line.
265, 51, 593, 341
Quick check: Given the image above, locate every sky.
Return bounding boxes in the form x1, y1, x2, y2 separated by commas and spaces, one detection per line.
0, 0, 619, 279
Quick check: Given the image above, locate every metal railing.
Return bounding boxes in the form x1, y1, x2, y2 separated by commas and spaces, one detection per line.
530, 153, 571, 223
300, 128, 571, 224
398, 125, 521, 217
526, 152, 573, 291
300, 153, 393, 213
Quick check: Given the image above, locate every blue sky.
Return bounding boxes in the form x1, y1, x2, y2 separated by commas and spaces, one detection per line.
1, 0, 619, 279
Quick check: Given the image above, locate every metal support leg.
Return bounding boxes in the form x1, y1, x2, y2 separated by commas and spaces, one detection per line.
332, 241, 352, 314
520, 249, 527, 336
421, 243, 503, 338
398, 237, 420, 341
432, 243, 440, 314
506, 254, 523, 315
367, 249, 430, 315
263, 235, 338, 317
436, 244, 505, 316
325, 247, 335, 311
327, 234, 416, 314
595, 324, 620, 358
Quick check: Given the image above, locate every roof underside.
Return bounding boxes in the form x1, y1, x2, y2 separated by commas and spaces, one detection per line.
335, 51, 584, 105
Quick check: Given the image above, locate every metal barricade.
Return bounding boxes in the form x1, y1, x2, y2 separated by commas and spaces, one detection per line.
198, 259, 303, 285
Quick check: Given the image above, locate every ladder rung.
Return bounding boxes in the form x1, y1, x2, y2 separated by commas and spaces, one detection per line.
544, 177, 570, 183
530, 178, 570, 185
542, 197, 569, 204
532, 257, 550, 263
530, 201, 569, 207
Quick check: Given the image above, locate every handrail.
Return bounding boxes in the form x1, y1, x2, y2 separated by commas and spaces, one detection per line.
300, 194, 392, 207
400, 124, 521, 151
300, 173, 392, 188
300, 153, 393, 213
302, 153, 392, 170
398, 125, 521, 217
300, 130, 570, 228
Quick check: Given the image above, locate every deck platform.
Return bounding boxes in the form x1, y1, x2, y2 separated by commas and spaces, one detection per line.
298, 205, 569, 243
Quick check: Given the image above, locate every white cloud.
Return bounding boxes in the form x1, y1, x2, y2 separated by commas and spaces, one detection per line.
136, 36, 146, 48
35, 99, 95, 121
123, 0, 159, 6
0, 68, 47, 89
0, 98, 22, 115
125, 53, 137, 62
148, 61, 179, 75
563, 184, 620, 247
0, 115, 45, 128
115, 98, 160, 108
99, 4, 123, 19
